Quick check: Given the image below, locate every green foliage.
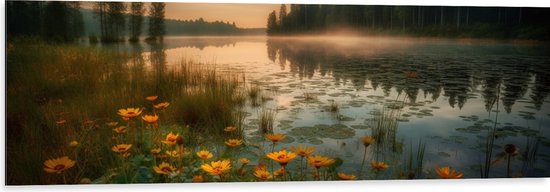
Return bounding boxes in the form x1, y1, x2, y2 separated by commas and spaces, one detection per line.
129, 2, 145, 42
267, 4, 550, 40
148, 2, 166, 42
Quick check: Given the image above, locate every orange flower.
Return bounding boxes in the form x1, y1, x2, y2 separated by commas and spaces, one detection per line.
117, 108, 142, 119
371, 160, 389, 171
153, 102, 170, 109
224, 126, 237, 132
106, 122, 119, 127
307, 155, 336, 169
68, 140, 78, 147
224, 139, 243, 147
113, 126, 127, 134
273, 167, 286, 177
362, 136, 375, 147
266, 150, 297, 166
141, 114, 159, 124
192, 175, 204, 182
201, 160, 231, 176
254, 163, 267, 172
254, 169, 272, 181
43, 156, 75, 174
112, 144, 132, 154
161, 132, 179, 146
56, 120, 66, 125
196, 150, 213, 160
165, 150, 180, 158
435, 167, 463, 179
290, 146, 315, 157
265, 133, 287, 143
239, 158, 250, 165
146, 95, 158, 101
154, 162, 176, 175
151, 148, 161, 155
337, 172, 357, 180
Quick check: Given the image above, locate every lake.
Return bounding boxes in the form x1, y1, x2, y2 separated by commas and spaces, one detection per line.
97, 36, 550, 179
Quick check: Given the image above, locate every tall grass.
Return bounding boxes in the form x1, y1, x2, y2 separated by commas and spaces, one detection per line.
258, 108, 275, 134
6, 39, 242, 184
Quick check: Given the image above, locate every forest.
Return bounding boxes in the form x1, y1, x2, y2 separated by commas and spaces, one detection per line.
267, 5, 550, 40
6, 1, 261, 44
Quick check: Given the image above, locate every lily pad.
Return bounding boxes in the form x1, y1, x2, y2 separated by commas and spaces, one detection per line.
288, 124, 356, 140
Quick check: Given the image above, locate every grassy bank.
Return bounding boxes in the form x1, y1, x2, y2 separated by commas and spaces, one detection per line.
6, 39, 243, 184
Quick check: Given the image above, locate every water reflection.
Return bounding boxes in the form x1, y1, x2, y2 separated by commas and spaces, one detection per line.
266, 38, 550, 113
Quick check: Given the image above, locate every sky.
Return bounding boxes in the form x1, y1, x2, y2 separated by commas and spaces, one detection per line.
165, 3, 280, 28
82, 2, 281, 28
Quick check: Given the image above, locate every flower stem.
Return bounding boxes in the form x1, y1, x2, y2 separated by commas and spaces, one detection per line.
299, 156, 304, 181
507, 154, 511, 178
62, 172, 67, 184
359, 146, 368, 178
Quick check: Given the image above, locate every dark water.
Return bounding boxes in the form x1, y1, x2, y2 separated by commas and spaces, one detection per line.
102, 36, 550, 178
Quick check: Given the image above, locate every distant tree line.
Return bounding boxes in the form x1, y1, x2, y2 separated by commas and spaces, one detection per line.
7, 1, 85, 42
165, 18, 240, 35
267, 4, 550, 39
92, 2, 165, 43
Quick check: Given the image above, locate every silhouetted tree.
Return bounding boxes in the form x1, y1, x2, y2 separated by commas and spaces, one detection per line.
267, 11, 278, 35
129, 2, 145, 42
279, 4, 287, 33
148, 2, 166, 42
106, 2, 126, 42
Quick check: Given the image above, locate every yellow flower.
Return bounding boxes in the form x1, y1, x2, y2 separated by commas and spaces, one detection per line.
192, 175, 204, 182
113, 126, 127, 134
290, 146, 315, 157
165, 150, 180, 158
307, 155, 336, 169
196, 150, 213, 160
106, 122, 118, 127
141, 114, 159, 124
435, 167, 463, 179
254, 169, 273, 181
265, 133, 287, 143
362, 136, 375, 147
254, 163, 267, 172
337, 172, 357, 180
117, 108, 143, 119
154, 162, 176, 175
43, 156, 76, 174
151, 148, 161, 155
146, 95, 158, 101
371, 160, 389, 171
69, 140, 78, 147
161, 132, 179, 146
273, 167, 286, 177
224, 126, 237, 132
266, 149, 297, 166
224, 139, 243, 147
239, 158, 250, 165
153, 102, 170, 109
112, 144, 132, 154
201, 159, 231, 176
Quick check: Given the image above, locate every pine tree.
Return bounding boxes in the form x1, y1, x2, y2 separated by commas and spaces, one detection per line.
266, 11, 278, 35
148, 2, 166, 42
129, 2, 145, 42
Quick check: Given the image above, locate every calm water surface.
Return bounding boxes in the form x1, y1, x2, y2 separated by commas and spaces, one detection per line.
110, 36, 550, 178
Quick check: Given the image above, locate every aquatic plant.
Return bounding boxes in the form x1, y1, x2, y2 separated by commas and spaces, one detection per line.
259, 108, 275, 134
435, 167, 463, 179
